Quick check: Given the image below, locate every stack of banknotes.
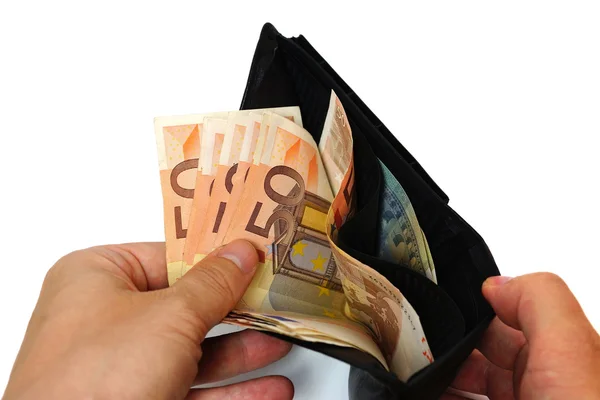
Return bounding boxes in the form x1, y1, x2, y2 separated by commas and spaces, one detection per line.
155, 91, 437, 381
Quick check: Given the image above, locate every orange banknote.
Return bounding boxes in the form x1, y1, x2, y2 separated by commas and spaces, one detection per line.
182, 117, 227, 273
320, 90, 433, 380
223, 112, 332, 262
182, 109, 303, 273
154, 112, 227, 284
218, 112, 352, 321
211, 113, 263, 248
155, 107, 302, 284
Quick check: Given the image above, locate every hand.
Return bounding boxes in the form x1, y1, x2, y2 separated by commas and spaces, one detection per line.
444, 273, 600, 400
3, 240, 294, 400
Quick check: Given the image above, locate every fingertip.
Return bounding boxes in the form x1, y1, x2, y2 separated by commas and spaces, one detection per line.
245, 375, 297, 400
186, 376, 294, 400
271, 375, 295, 400
482, 275, 513, 301
483, 275, 513, 288
275, 337, 294, 358
238, 375, 295, 400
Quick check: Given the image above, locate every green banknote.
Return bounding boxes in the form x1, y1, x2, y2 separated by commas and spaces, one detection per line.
376, 161, 437, 283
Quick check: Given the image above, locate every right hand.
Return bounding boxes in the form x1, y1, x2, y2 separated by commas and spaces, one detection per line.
444, 273, 600, 399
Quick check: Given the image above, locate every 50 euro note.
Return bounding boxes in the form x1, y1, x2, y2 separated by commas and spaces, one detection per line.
212, 113, 262, 248
181, 117, 227, 275
155, 107, 302, 285
185, 113, 263, 269
320, 90, 434, 381
182, 109, 303, 274
222, 112, 342, 313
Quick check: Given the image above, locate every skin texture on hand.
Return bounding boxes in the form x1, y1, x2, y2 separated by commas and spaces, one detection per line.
443, 273, 600, 400
3, 240, 294, 400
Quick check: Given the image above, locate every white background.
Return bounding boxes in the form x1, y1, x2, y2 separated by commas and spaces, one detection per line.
1, 1, 599, 399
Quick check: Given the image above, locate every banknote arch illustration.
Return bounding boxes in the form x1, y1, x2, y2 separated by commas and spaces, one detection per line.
154, 23, 500, 400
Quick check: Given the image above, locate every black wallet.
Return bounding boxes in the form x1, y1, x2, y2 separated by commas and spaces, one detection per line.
239, 23, 500, 400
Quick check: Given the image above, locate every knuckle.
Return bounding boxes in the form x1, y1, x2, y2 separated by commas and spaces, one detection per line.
535, 272, 567, 287
44, 263, 63, 283
44, 250, 82, 282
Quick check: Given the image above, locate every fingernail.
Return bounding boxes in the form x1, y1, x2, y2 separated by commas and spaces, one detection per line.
218, 240, 258, 274
484, 275, 513, 286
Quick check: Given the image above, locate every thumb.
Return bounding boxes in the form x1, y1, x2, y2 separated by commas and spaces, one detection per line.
170, 239, 258, 339
482, 272, 591, 341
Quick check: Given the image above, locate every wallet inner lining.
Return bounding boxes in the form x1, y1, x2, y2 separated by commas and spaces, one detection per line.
277, 45, 469, 349
280, 36, 494, 334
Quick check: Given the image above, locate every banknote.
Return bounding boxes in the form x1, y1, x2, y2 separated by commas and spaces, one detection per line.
225, 310, 389, 369
320, 90, 434, 381
326, 240, 435, 380
156, 107, 303, 284
223, 112, 332, 255
212, 113, 261, 248
221, 113, 347, 317
154, 111, 228, 284
182, 117, 227, 274
376, 161, 437, 283
183, 109, 304, 273
319, 92, 354, 195
319, 92, 356, 239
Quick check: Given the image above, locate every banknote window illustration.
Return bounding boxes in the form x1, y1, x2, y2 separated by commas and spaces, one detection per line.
272, 189, 343, 292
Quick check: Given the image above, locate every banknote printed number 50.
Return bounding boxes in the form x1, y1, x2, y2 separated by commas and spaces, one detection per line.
246, 165, 305, 245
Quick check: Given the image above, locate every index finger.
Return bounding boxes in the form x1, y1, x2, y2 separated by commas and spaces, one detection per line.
89, 242, 168, 291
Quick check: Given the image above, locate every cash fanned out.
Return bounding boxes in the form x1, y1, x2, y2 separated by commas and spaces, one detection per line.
155, 92, 436, 381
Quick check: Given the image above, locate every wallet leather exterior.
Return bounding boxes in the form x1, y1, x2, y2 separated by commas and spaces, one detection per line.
239, 23, 500, 400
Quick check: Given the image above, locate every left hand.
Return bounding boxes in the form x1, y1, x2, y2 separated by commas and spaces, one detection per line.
3, 240, 293, 400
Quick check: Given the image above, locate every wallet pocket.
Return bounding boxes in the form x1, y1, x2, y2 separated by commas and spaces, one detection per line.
336, 121, 466, 360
